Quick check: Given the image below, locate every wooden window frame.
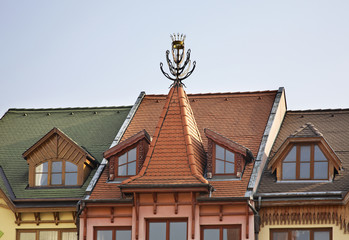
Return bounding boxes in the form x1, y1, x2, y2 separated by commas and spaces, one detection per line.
213, 144, 236, 176
114, 145, 139, 178
34, 159, 79, 187
270, 228, 332, 240
93, 226, 132, 240
17, 228, 77, 240
280, 143, 329, 181
200, 225, 241, 240
146, 218, 188, 240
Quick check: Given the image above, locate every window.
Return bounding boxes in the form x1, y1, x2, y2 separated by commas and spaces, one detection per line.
117, 147, 137, 177
147, 219, 187, 240
215, 145, 235, 175
35, 160, 78, 186
94, 227, 131, 240
270, 228, 332, 240
201, 225, 241, 240
281, 144, 329, 180
17, 229, 77, 240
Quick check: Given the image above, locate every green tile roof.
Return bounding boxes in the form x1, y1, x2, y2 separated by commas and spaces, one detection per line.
0, 107, 131, 200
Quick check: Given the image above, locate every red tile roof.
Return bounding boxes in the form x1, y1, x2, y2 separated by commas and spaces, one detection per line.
89, 89, 277, 200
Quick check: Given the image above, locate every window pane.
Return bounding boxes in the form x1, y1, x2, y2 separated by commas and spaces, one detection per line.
119, 153, 127, 165
52, 161, 62, 173
128, 161, 136, 175
149, 222, 166, 240
36, 173, 48, 186
116, 230, 131, 240
300, 146, 311, 162
284, 146, 296, 162
19, 232, 36, 240
66, 162, 78, 172
203, 229, 219, 240
97, 230, 112, 240
282, 162, 296, 180
300, 162, 310, 179
314, 145, 327, 160
118, 165, 127, 176
128, 148, 137, 161
226, 162, 234, 174
39, 231, 58, 240
223, 227, 240, 240
170, 222, 187, 240
292, 230, 309, 240
314, 162, 328, 179
314, 231, 330, 240
215, 160, 225, 174
66, 172, 78, 185
216, 145, 225, 160
62, 232, 77, 240
52, 173, 62, 185
272, 232, 288, 240
36, 162, 48, 173
226, 150, 235, 163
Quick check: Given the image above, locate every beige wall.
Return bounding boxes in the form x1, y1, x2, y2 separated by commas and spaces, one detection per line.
259, 223, 346, 240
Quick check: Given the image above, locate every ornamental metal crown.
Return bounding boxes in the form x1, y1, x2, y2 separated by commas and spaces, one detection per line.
160, 33, 196, 86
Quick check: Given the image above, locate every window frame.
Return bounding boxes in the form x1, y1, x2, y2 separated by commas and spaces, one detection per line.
94, 226, 132, 240
200, 225, 241, 240
146, 218, 188, 240
280, 143, 329, 181
213, 144, 236, 176
116, 146, 138, 177
34, 159, 79, 187
16, 228, 77, 240
270, 228, 332, 240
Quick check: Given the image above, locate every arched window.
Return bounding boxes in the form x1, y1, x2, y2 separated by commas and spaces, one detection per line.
35, 160, 78, 186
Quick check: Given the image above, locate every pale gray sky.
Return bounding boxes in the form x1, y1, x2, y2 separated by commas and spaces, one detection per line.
1, 1, 349, 117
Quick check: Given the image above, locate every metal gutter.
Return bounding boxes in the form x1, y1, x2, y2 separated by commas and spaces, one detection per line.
246, 87, 287, 197
84, 91, 146, 197
255, 191, 344, 198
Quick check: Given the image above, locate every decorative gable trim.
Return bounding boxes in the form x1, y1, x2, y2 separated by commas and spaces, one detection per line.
23, 127, 97, 187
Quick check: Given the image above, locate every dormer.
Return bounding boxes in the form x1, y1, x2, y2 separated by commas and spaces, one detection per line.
104, 130, 151, 181
23, 127, 97, 188
268, 123, 341, 181
205, 128, 254, 179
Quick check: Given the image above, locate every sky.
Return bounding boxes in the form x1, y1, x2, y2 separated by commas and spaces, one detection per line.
1, 1, 349, 117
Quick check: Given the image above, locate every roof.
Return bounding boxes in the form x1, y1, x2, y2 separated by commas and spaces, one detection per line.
257, 109, 349, 196
121, 85, 208, 187
90, 89, 278, 200
0, 106, 131, 201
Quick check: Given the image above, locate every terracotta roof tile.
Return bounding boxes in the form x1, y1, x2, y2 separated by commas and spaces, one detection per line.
91, 90, 277, 200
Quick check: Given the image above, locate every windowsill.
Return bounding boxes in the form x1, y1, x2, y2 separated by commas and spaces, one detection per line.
276, 180, 331, 183
27, 185, 81, 189
207, 175, 241, 181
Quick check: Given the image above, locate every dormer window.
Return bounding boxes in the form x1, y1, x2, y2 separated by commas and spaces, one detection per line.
23, 128, 97, 188
268, 123, 341, 182
214, 145, 235, 175
205, 129, 254, 179
282, 144, 329, 180
104, 130, 151, 181
35, 160, 78, 186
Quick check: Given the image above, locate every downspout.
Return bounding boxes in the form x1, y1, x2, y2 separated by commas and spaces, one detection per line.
247, 200, 260, 240
76, 200, 86, 240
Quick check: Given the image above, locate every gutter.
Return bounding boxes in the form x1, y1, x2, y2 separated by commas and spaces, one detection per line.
255, 191, 344, 198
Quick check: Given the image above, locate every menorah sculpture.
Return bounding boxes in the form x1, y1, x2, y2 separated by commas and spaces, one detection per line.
160, 34, 196, 86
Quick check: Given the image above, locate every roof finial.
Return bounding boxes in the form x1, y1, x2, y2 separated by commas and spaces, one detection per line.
160, 34, 196, 87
